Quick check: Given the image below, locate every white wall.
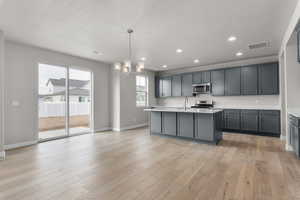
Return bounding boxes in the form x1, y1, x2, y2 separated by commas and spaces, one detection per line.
4, 41, 111, 146
110, 70, 121, 130
283, 32, 300, 149
111, 69, 156, 131
0, 31, 4, 156
157, 56, 281, 110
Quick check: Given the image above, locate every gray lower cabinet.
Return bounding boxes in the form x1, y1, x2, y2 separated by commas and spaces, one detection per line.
177, 113, 194, 138
194, 113, 214, 141
258, 62, 279, 95
151, 112, 162, 134
162, 77, 172, 97
211, 69, 225, 96
241, 110, 259, 132
223, 109, 241, 130
194, 112, 222, 143
225, 68, 241, 96
241, 65, 258, 95
162, 112, 177, 136
171, 75, 182, 97
182, 74, 193, 97
259, 110, 280, 135
289, 114, 299, 158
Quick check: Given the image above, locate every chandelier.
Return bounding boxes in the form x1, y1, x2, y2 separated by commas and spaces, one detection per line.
114, 29, 144, 73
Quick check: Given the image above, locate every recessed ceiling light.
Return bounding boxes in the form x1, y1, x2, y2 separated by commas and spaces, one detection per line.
194, 59, 200, 63
176, 49, 183, 53
162, 65, 168, 68
228, 36, 237, 42
236, 52, 243, 57
93, 51, 103, 55
141, 57, 146, 61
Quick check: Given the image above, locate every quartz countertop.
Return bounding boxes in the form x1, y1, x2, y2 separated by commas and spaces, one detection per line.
144, 107, 223, 114
288, 109, 300, 118
214, 106, 281, 110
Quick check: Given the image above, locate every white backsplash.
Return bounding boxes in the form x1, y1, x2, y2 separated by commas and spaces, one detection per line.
157, 94, 281, 110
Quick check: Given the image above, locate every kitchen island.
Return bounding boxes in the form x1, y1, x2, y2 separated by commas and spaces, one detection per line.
145, 107, 223, 145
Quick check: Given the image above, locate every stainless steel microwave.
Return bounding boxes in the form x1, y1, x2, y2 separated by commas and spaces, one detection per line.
192, 83, 211, 95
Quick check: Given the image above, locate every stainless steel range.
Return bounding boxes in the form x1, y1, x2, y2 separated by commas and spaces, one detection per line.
191, 100, 214, 109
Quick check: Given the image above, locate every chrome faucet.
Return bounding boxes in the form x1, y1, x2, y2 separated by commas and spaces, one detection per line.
184, 96, 189, 111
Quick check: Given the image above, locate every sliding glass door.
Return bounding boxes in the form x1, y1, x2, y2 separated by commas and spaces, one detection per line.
69, 68, 92, 135
38, 64, 92, 141
38, 64, 68, 140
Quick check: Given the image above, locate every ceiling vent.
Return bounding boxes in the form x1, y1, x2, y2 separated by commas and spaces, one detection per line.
248, 42, 270, 50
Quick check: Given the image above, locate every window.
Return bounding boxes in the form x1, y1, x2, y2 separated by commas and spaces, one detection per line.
136, 75, 148, 107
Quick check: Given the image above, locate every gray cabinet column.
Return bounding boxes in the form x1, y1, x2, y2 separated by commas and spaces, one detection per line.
211, 70, 225, 96
182, 74, 193, 96
225, 68, 241, 96
172, 75, 182, 97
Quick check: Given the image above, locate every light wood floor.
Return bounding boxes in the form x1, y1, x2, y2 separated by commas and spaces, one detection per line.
1, 128, 300, 200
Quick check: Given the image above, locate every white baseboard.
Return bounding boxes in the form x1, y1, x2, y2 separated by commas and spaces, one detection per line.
280, 135, 286, 141
113, 123, 148, 132
0, 151, 5, 160
94, 127, 112, 132
4, 140, 38, 150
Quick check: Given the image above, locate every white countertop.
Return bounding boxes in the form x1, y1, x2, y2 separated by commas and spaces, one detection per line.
214, 106, 281, 110
288, 109, 300, 118
144, 107, 223, 114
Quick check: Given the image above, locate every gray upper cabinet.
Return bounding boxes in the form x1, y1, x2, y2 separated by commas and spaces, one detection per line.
159, 78, 163, 97
150, 112, 162, 134
177, 113, 194, 138
171, 75, 182, 97
162, 77, 172, 97
182, 74, 193, 96
258, 62, 279, 95
211, 70, 225, 96
223, 109, 241, 130
225, 68, 241, 96
241, 65, 258, 95
155, 62, 279, 98
259, 110, 280, 135
155, 76, 160, 98
202, 71, 211, 83
192, 71, 211, 84
162, 112, 177, 136
192, 72, 202, 84
241, 110, 259, 132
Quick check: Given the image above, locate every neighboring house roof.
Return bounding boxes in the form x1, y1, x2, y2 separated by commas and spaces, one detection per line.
39, 88, 90, 98
47, 78, 89, 88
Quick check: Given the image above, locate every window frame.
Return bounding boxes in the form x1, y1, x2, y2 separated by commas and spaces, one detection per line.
136, 75, 149, 107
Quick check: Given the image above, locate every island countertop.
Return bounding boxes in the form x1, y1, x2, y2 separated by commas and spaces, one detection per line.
144, 107, 223, 114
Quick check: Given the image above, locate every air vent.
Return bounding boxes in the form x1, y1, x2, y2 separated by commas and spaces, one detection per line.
248, 42, 270, 50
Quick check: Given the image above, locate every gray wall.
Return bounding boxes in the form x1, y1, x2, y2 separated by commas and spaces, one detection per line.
4, 41, 111, 146
0, 31, 4, 154
157, 56, 281, 110
111, 69, 156, 131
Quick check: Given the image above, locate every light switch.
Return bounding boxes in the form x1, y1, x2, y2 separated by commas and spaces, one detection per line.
12, 100, 20, 107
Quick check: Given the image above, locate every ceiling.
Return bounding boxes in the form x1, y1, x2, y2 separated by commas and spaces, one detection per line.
0, 0, 298, 70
